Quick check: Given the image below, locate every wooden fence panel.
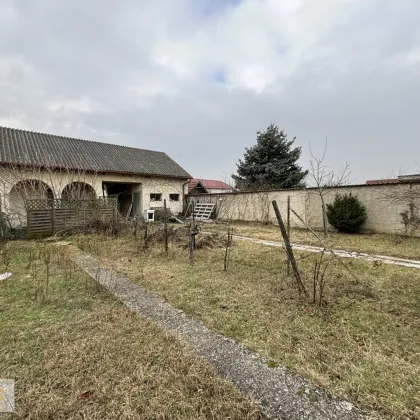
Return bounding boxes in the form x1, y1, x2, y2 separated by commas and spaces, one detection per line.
26, 198, 117, 239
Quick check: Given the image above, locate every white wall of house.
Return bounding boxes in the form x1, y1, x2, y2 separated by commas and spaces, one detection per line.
207, 188, 234, 194
99, 173, 188, 215
0, 167, 188, 226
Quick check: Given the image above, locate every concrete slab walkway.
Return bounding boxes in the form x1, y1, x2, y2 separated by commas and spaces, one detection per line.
234, 235, 420, 270
70, 245, 372, 420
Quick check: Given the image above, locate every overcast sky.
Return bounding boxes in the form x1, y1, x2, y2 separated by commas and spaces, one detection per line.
1, 0, 419, 183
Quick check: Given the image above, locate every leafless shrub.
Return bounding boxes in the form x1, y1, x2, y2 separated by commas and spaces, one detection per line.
399, 202, 420, 236
312, 250, 332, 306
308, 139, 351, 236
0, 244, 11, 273
57, 219, 121, 237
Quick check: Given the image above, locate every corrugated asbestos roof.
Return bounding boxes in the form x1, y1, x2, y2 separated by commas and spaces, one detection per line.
0, 126, 191, 179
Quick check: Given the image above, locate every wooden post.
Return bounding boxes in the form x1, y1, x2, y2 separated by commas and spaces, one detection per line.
51, 199, 56, 236
289, 207, 360, 284
191, 201, 196, 250
189, 230, 194, 264
224, 226, 231, 271
144, 224, 149, 249
112, 198, 117, 222
322, 202, 327, 237
164, 199, 168, 253
272, 200, 307, 296
188, 225, 199, 264
287, 195, 291, 276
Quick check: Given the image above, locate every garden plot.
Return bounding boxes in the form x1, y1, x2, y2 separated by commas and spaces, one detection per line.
84, 229, 420, 420
0, 241, 262, 419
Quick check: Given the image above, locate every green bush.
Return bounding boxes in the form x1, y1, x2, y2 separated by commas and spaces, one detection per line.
326, 193, 367, 233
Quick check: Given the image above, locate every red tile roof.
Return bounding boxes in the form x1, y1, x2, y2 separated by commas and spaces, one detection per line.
188, 179, 233, 193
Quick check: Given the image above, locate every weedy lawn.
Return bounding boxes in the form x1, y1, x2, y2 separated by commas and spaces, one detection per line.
0, 241, 262, 419
203, 221, 420, 260
89, 231, 420, 420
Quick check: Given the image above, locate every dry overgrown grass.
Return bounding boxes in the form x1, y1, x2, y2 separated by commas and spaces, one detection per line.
202, 221, 420, 260
93, 233, 420, 420
0, 241, 262, 419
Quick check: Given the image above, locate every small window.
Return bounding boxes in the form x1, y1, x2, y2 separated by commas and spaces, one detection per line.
169, 194, 180, 202
150, 193, 162, 202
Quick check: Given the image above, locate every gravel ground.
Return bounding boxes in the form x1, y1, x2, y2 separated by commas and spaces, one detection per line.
70, 246, 375, 420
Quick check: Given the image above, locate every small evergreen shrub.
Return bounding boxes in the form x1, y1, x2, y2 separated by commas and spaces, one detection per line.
326, 193, 367, 233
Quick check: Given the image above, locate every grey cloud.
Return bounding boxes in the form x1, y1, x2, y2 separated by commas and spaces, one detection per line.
0, 0, 419, 183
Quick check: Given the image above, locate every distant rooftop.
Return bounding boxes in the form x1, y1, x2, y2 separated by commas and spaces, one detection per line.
397, 174, 420, 181
366, 174, 420, 185
0, 126, 191, 179
188, 178, 234, 193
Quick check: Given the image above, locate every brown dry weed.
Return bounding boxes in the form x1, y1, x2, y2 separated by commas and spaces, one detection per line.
96, 233, 420, 420
0, 241, 263, 419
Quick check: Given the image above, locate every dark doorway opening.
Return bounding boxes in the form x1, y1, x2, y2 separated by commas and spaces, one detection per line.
103, 182, 141, 218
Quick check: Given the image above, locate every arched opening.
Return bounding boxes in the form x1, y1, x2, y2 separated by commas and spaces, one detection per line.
9, 180, 54, 226
61, 182, 96, 201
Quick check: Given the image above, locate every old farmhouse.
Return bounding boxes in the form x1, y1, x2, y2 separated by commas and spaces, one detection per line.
0, 126, 191, 226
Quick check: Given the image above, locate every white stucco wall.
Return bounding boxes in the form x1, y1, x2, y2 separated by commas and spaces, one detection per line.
304, 184, 420, 235
0, 167, 189, 225
187, 183, 420, 236
99, 173, 187, 215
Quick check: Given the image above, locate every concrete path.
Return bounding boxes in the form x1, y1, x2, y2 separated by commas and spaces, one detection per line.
234, 235, 420, 270
70, 246, 372, 420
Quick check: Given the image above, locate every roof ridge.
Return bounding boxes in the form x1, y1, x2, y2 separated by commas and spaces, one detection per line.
0, 126, 165, 155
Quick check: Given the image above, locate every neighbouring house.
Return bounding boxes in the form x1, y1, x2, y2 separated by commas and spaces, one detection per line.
188, 178, 234, 195
0, 126, 191, 226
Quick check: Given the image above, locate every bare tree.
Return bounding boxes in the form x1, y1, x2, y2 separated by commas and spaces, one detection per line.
308, 138, 351, 236
221, 172, 235, 191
